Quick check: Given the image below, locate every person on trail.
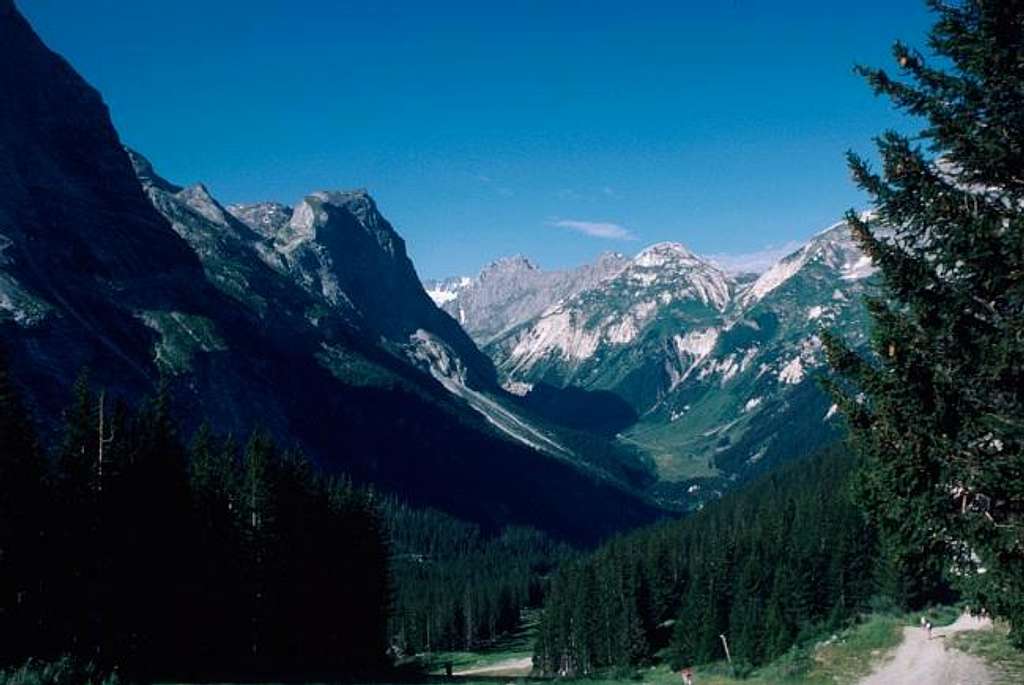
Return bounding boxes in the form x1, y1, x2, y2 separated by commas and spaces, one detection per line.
925, 620, 933, 640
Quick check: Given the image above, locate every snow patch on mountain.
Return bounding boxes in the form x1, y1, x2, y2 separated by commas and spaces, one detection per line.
503, 380, 534, 396
778, 357, 805, 385
841, 254, 876, 280
424, 275, 473, 307
427, 288, 459, 305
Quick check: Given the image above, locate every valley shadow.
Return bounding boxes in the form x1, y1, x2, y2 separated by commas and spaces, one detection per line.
513, 382, 637, 437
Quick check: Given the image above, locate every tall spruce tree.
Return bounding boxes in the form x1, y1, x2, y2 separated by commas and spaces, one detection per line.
822, 0, 1024, 640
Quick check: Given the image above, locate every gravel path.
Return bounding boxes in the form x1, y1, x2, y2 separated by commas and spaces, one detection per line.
858, 613, 994, 685
453, 656, 533, 677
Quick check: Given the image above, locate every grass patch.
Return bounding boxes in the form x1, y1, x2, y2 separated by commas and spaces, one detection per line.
421, 611, 538, 675
951, 621, 1024, 685
800, 614, 904, 684
604, 614, 906, 685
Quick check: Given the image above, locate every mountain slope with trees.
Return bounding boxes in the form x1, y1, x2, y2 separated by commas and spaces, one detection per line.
533, 447, 878, 676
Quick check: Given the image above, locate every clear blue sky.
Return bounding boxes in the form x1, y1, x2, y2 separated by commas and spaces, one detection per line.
20, 0, 933, 279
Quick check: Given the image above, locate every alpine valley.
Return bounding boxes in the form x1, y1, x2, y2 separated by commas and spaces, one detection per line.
1, 0, 873, 534
8, 0, 1024, 682
429, 223, 877, 506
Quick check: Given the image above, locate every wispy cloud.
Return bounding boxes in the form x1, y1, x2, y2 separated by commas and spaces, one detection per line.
473, 173, 514, 197
549, 219, 637, 241
707, 240, 804, 274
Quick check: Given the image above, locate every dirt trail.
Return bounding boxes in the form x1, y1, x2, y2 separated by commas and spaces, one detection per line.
453, 656, 533, 677
857, 613, 994, 685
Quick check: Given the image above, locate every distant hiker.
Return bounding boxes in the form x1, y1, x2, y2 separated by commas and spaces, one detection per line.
925, 620, 933, 640
919, 615, 926, 628
445, 660, 453, 678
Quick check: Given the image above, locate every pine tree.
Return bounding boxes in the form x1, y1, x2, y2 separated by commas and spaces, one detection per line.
0, 348, 50, 663
822, 0, 1024, 639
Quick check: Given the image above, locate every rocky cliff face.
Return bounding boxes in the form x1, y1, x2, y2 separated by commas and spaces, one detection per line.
0, 1, 659, 541
0, 0, 221, 412
255, 190, 497, 388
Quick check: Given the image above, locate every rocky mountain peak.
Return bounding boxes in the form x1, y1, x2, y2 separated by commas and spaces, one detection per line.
125, 147, 182, 194
632, 242, 701, 268
481, 255, 538, 278
738, 221, 874, 307
596, 250, 628, 266
226, 201, 293, 238
282, 189, 404, 259
177, 183, 234, 227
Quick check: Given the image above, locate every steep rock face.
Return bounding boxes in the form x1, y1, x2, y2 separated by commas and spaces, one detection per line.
0, 0, 220, 411
486, 243, 735, 412
127, 149, 360, 334
424, 252, 629, 344
0, 2, 660, 542
137, 156, 583, 464
268, 190, 498, 387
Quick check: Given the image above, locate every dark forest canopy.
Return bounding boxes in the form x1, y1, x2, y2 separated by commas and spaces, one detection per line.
384, 498, 572, 656
533, 447, 880, 676
0, 352, 571, 680
0, 358, 390, 680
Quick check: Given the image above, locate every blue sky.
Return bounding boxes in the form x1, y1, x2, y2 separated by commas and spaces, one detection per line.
21, 0, 933, 279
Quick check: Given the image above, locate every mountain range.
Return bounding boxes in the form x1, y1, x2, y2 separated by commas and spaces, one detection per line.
0, 0, 658, 543
0, 0, 878, 535
427, 223, 876, 506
